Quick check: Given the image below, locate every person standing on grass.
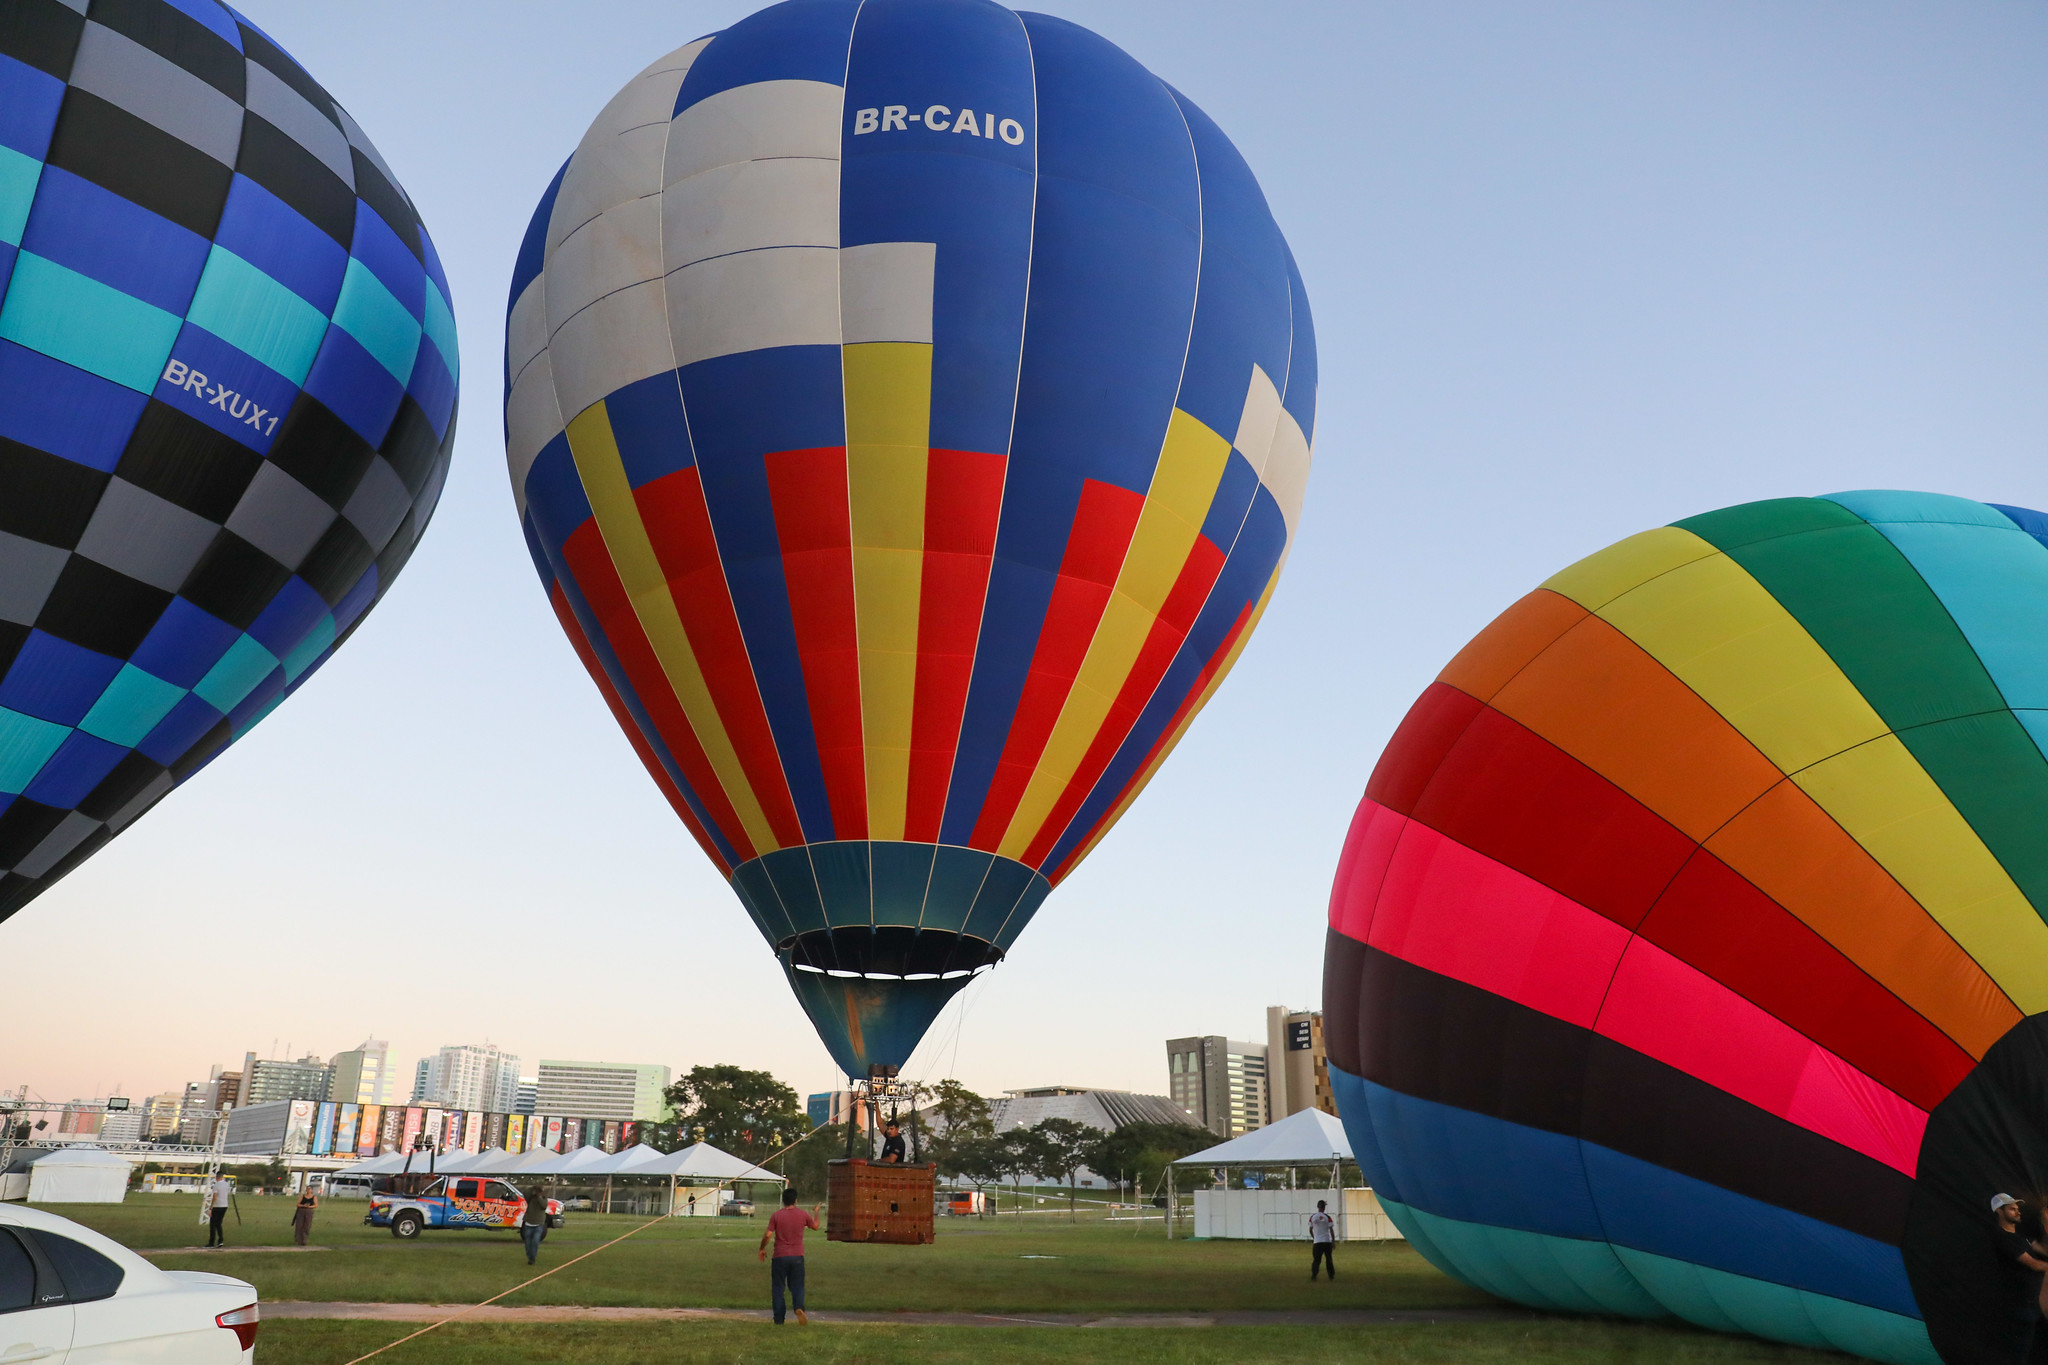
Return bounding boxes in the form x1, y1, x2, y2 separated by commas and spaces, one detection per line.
290, 1186, 318, 1246
758, 1187, 820, 1325
206, 1174, 233, 1248
521, 1184, 550, 1266
1309, 1199, 1337, 1280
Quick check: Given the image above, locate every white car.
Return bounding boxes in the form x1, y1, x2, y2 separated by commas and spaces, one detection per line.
0, 1203, 258, 1362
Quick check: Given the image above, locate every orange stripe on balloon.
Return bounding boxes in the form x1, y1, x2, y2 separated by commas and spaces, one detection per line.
765, 446, 868, 841
904, 448, 1004, 843
560, 518, 757, 864
633, 466, 806, 850
968, 478, 1146, 851
549, 582, 732, 877
1438, 588, 1590, 699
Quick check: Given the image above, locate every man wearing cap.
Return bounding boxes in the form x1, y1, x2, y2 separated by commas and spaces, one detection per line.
1991, 1194, 2048, 1356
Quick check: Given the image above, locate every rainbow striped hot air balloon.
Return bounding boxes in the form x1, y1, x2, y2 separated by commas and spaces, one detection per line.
506, 0, 1314, 1077
1324, 491, 2048, 1365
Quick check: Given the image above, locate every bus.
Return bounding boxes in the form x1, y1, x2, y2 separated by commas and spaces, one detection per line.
140, 1173, 221, 1194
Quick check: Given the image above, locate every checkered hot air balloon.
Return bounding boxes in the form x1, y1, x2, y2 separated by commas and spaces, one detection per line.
506, 0, 1314, 1078
0, 0, 456, 919
1326, 492, 2048, 1365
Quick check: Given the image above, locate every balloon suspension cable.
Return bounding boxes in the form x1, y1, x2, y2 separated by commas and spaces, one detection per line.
337, 1125, 825, 1365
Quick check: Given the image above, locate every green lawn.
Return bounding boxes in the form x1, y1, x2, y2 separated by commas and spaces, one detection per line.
261, 1320, 1860, 1364
43, 1197, 1860, 1363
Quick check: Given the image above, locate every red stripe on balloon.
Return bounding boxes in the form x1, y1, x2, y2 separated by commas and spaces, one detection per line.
559, 517, 756, 864
1045, 595, 1255, 885
764, 446, 868, 841
1375, 692, 1977, 1112
549, 582, 732, 877
968, 477, 1145, 851
633, 465, 805, 849
905, 448, 1005, 843
1019, 533, 1227, 869
1364, 680, 1485, 815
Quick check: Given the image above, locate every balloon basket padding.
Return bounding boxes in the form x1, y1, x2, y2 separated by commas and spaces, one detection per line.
826, 1159, 935, 1245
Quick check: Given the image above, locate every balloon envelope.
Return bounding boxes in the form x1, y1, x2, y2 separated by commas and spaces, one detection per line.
507, 0, 1314, 1076
0, 0, 456, 920
1326, 492, 2048, 1365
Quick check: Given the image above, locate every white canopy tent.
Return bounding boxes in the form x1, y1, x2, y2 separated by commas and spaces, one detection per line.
1168, 1109, 1396, 1243
25, 1145, 130, 1204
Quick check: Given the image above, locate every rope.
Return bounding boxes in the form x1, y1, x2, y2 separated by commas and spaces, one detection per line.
339, 1126, 821, 1364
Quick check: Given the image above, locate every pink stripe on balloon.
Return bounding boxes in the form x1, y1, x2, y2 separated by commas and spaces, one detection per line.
1597, 939, 1926, 1175
1328, 798, 1406, 942
1362, 808, 1631, 1029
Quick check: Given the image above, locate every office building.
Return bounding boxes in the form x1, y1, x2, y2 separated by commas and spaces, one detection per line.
328, 1040, 397, 1106
56, 1101, 101, 1137
142, 1092, 183, 1138
1265, 1006, 1334, 1120
98, 1108, 143, 1144
239, 1053, 332, 1106
535, 1060, 671, 1122
516, 1078, 538, 1115
412, 1058, 430, 1103
1165, 1036, 1268, 1137
991, 1086, 1196, 1134
419, 1044, 521, 1112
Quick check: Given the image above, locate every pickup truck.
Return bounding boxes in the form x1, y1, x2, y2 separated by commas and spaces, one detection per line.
365, 1175, 565, 1238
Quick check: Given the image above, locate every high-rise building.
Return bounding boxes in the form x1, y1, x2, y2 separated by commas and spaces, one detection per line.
412, 1058, 430, 1103
535, 1061, 671, 1122
1264, 1006, 1334, 1120
239, 1053, 332, 1106
516, 1078, 537, 1115
422, 1044, 521, 1112
98, 1107, 143, 1144
328, 1040, 396, 1106
1165, 1036, 1268, 1137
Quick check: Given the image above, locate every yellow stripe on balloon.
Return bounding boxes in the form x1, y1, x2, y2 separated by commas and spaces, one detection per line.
564, 401, 781, 855
1561, 530, 2048, 1011
1793, 737, 2048, 1012
1057, 560, 1284, 881
844, 340, 931, 842
998, 408, 1232, 860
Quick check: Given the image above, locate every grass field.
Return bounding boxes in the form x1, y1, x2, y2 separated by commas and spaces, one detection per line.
41, 1196, 1862, 1363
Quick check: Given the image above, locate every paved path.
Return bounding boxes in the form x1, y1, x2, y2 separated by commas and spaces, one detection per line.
141, 1246, 332, 1256
263, 1301, 1532, 1328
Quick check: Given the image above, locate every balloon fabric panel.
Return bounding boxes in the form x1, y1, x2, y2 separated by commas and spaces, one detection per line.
0, 0, 453, 920
1324, 493, 2048, 1364
507, 0, 1313, 1076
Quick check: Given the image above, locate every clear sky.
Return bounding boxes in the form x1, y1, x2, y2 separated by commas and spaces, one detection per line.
10, 1, 2045, 1111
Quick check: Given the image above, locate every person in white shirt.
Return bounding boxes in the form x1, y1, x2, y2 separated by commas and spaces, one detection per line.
1309, 1199, 1336, 1280
206, 1176, 234, 1248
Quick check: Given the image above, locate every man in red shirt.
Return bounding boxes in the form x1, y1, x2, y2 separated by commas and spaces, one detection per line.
758, 1188, 821, 1324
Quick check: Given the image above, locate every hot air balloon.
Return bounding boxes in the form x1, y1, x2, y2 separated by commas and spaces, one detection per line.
0, 1, 455, 920
1325, 492, 2048, 1365
506, 0, 1314, 1078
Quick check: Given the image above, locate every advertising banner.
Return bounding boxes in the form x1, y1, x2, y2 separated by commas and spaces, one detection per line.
484, 1112, 506, 1150
463, 1110, 484, 1152
311, 1102, 337, 1156
621, 1121, 638, 1149
506, 1115, 526, 1152
545, 1116, 563, 1151
359, 1104, 383, 1156
402, 1107, 424, 1154
602, 1121, 619, 1153
334, 1104, 359, 1155
284, 1100, 315, 1155
564, 1118, 582, 1150
381, 1105, 404, 1154
438, 1111, 461, 1152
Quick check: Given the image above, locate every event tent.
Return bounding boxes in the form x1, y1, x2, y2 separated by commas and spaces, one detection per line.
26, 1145, 129, 1204
1171, 1108, 1353, 1167
637, 1143, 780, 1181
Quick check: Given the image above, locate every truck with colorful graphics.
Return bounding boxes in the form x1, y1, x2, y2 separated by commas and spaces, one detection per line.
366, 1174, 564, 1238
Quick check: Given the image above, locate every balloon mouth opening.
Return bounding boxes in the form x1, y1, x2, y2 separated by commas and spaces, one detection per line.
777, 926, 1004, 979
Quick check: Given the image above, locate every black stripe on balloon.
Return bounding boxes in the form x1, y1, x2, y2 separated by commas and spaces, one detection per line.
87, 0, 245, 101
44, 88, 232, 238
0, 0, 83, 81
1325, 929, 1913, 1246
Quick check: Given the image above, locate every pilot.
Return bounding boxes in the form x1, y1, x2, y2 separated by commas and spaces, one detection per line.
879, 1121, 907, 1164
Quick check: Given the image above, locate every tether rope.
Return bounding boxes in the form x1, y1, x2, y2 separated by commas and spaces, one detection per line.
339, 1126, 821, 1364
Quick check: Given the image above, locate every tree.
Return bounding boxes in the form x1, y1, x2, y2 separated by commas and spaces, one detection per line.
1028, 1118, 1104, 1218
993, 1126, 1047, 1215
923, 1080, 994, 1178
1083, 1120, 1216, 1201
778, 1122, 846, 1201
661, 1065, 810, 1169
